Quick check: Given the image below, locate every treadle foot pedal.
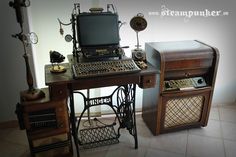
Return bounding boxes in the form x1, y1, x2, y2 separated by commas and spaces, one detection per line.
79, 124, 119, 149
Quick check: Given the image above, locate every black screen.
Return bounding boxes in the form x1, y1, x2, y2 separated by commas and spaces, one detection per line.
77, 13, 120, 47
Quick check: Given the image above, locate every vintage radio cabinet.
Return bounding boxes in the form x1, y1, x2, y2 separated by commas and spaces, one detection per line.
142, 40, 219, 135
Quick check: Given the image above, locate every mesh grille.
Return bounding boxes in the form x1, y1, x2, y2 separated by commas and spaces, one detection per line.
164, 96, 204, 129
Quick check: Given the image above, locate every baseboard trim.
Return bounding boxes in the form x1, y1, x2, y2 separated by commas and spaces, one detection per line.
0, 120, 19, 129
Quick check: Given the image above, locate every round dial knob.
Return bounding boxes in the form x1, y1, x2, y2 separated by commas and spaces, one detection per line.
197, 78, 203, 84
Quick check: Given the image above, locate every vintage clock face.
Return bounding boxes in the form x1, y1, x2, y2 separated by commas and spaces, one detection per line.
22, 32, 38, 45
130, 13, 147, 32
29, 32, 38, 44
65, 34, 73, 42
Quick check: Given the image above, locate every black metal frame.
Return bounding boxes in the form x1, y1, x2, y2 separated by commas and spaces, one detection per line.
69, 84, 138, 157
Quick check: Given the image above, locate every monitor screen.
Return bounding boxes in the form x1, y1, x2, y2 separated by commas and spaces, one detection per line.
77, 13, 120, 47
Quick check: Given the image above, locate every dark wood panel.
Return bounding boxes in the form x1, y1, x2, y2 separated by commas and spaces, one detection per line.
142, 74, 160, 135
164, 68, 210, 80
165, 58, 213, 71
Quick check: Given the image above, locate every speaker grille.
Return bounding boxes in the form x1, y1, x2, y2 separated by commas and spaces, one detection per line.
164, 96, 204, 128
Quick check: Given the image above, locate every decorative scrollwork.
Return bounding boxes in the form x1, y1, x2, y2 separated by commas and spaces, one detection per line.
116, 85, 137, 137
73, 84, 138, 149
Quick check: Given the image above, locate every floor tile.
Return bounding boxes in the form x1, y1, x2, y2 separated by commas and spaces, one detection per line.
2, 113, 236, 157
0, 140, 28, 157
146, 148, 185, 157
224, 140, 236, 157
221, 121, 236, 141
149, 131, 188, 154
219, 107, 236, 123
0, 128, 13, 139
187, 134, 225, 157
188, 119, 222, 138
107, 143, 146, 157
2, 129, 28, 146
136, 116, 154, 138
116, 117, 152, 148
220, 104, 236, 110
80, 148, 108, 157
118, 131, 151, 148
209, 107, 220, 120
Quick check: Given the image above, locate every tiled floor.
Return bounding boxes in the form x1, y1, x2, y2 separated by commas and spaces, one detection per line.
1, 104, 236, 157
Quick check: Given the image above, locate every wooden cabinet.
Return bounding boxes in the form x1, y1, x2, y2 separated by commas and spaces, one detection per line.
142, 40, 219, 135
17, 88, 73, 157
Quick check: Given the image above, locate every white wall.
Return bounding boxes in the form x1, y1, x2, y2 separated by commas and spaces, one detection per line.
0, 0, 36, 122
29, 0, 236, 107
1, 0, 235, 122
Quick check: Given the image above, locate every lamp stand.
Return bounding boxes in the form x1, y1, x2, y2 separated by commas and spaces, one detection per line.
20, 43, 45, 101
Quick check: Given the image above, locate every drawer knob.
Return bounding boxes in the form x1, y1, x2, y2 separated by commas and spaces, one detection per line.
146, 80, 152, 83
185, 73, 190, 77
58, 122, 64, 128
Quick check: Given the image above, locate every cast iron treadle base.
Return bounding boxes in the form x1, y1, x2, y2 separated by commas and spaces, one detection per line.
79, 124, 119, 149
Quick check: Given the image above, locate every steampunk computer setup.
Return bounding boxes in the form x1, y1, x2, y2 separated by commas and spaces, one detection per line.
13, 2, 157, 157
59, 3, 142, 153
12, 1, 219, 157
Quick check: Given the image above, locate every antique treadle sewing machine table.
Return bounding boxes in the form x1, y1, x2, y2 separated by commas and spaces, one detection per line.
45, 55, 158, 157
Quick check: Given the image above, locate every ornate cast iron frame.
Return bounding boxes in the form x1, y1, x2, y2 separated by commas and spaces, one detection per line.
69, 84, 138, 156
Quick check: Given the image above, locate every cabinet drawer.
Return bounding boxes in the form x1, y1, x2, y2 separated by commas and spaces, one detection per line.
165, 57, 213, 71
49, 85, 68, 100
139, 75, 156, 89
164, 68, 210, 79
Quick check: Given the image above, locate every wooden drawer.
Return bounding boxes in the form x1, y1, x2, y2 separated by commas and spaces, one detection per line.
49, 85, 68, 100
164, 57, 213, 71
30, 133, 73, 157
139, 74, 156, 88
164, 68, 210, 79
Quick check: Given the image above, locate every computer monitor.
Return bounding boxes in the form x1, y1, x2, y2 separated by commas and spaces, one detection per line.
77, 12, 120, 47
76, 12, 120, 58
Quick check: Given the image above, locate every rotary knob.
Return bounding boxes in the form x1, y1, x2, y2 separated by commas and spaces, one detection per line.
197, 78, 203, 84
